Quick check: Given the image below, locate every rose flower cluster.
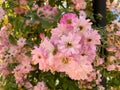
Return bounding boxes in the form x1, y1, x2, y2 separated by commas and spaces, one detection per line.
31, 13, 101, 80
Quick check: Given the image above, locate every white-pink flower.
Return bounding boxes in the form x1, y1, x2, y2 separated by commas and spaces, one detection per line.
17, 37, 26, 47
72, 0, 86, 10
73, 17, 92, 33
51, 23, 69, 42
0, 7, 5, 21
37, 4, 58, 19
20, 0, 27, 5
66, 58, 93, 80
83, 30, 101, 45
31, 46, 51, 72
58, 33, 81, 55
33, 82, 48, 90
116, 31, 120, 36
79, 10, 87, 18
0, 62, 9, 78
41, 38, 55, 54
106, 64, 116, 71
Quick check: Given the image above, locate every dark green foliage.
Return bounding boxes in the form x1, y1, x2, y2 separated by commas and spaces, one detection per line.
27, 70, 80, 90
9, 34, 17, 45
4, 74, 18, 90
106, 9, 117, 24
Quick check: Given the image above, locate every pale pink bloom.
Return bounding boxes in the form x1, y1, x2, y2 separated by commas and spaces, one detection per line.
25, 20, 30, 26
21, 56, 34, 72
30, 11, 101, 81
1, 39, 9, 46
13, 62, 33, 84
41, 38, 54, 53
33, 82, 48, 90
0, 45, 2, 50
106, 0, 118, 10
107, 56, 116, 63
53, 53, 75, 72
24, 81, 33, 90
9, 46, 18, 56
54, 53, 93, 80
15, 53, 26, 63
96, 70, 102, 85
0, 46, 8, 55
20, 0, 27, 5
73, 17, 92, 33
75, 1, 86, 10
51, 24, 70, 44
116, 31, 120, 36
0, 26, 9, 39
112, 20, 120, 28
0, 26, 8, 32
79, 44, 96, 62
115, 51, 120, 59
106, 64, 116, 71
32, 4, 39, 10
34, 20, 40, 25
83, 30, 101, 45
106, 46, 116, 52
13, 66, 25, 84
14, 7, 28, 14
17, 37, 26, 47
31, 46, 47, 65
4, 54, 13, 63
116, 65, 120, 71
86, 72, 96, 82
60, 13, 78, 28
98, 85, 105, 90
0, 62, 9, 79
31, 46, 50, 71
72, 0, 86, 10
37, 4, 58, 19
52, 7, 58, 14
58, 33, 81, 55
95, 58, 104, 66
67, 60, 93, 80
39, 39, 55, 71
79, 10, 86, 18
0, 7, 5, 21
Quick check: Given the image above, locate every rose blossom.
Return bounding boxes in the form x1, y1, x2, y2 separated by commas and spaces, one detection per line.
0, 7, 5, 21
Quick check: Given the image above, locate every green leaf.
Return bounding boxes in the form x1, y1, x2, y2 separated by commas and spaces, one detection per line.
40, 18, 52, 29
9, 34, 17, 45
49, 0, 56, 6
8, 63, 18, 71
25, 51, 31, 57
110, 0, 114, 3
4, 74, 17, 90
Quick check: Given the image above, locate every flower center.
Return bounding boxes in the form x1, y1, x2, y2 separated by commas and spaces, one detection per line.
81, 53, 86, 56
79, 26, 83, 31
87, 38, 92, 42
53, 47, 58, 55
38, 55, 41, 59
62, 57, 69, 64
67, 19, 72, 24
66, 42, 72, 48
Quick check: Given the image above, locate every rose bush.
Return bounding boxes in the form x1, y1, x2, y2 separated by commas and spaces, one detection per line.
0, 0, 120, 90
